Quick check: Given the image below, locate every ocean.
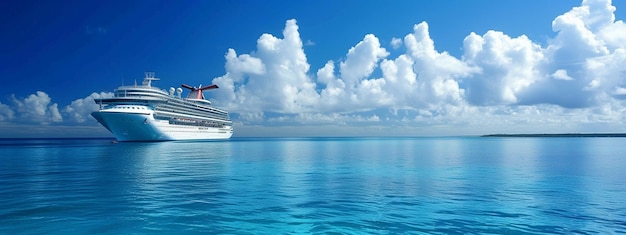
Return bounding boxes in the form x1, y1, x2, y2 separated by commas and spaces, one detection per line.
1, 137, 625, 234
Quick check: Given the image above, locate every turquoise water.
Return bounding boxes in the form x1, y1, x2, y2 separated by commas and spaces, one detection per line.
1, 137, 625, 234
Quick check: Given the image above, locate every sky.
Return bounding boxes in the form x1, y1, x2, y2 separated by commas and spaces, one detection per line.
1, 0, 625, 138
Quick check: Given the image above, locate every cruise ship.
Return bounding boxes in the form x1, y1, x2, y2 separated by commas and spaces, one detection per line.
91, 72, 233, 141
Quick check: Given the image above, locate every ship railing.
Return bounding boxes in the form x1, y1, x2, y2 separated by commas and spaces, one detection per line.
168, 118, 227, 128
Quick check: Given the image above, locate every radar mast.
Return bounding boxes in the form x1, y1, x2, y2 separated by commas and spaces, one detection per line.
142, 72, 159, 87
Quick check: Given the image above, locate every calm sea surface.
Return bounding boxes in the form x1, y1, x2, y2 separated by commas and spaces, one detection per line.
1, 137, 625, 234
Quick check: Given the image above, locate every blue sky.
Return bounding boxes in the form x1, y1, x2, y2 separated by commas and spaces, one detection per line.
1, 0, 625, 137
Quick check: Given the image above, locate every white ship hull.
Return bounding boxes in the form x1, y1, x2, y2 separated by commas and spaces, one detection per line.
92, 109, 233, 142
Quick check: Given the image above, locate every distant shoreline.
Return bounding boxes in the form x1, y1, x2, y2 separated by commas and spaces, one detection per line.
482, 133, 626, 137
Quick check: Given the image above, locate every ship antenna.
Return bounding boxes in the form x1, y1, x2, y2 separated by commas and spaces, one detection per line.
145, 72, 155, 78
142, 72, 158, 87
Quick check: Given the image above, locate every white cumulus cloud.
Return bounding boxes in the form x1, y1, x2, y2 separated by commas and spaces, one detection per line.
0, 102, 14, 121
0, 91, 114, 127
339, 34, 389, 89
10, 91, 62, 124
403, 22, 474, 106
63, 92, 114, 123
519, 0, 626, 108
390, 37, 403, 49
212, 19, 319, 114
462, 30, 544, 105
552, 69, 574, 80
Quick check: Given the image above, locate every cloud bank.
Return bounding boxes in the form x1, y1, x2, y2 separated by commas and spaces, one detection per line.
207, 0, 626, 134
0, 92, 112, 124
1, 0, 624, 137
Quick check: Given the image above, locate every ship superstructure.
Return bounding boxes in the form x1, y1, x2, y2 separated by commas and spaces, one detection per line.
91, 72, 233, 141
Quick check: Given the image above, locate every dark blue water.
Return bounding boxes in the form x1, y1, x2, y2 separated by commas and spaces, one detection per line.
1, 137, 625, 234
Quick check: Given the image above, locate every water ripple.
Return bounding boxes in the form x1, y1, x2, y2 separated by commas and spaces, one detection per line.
1, 138, 626, 234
